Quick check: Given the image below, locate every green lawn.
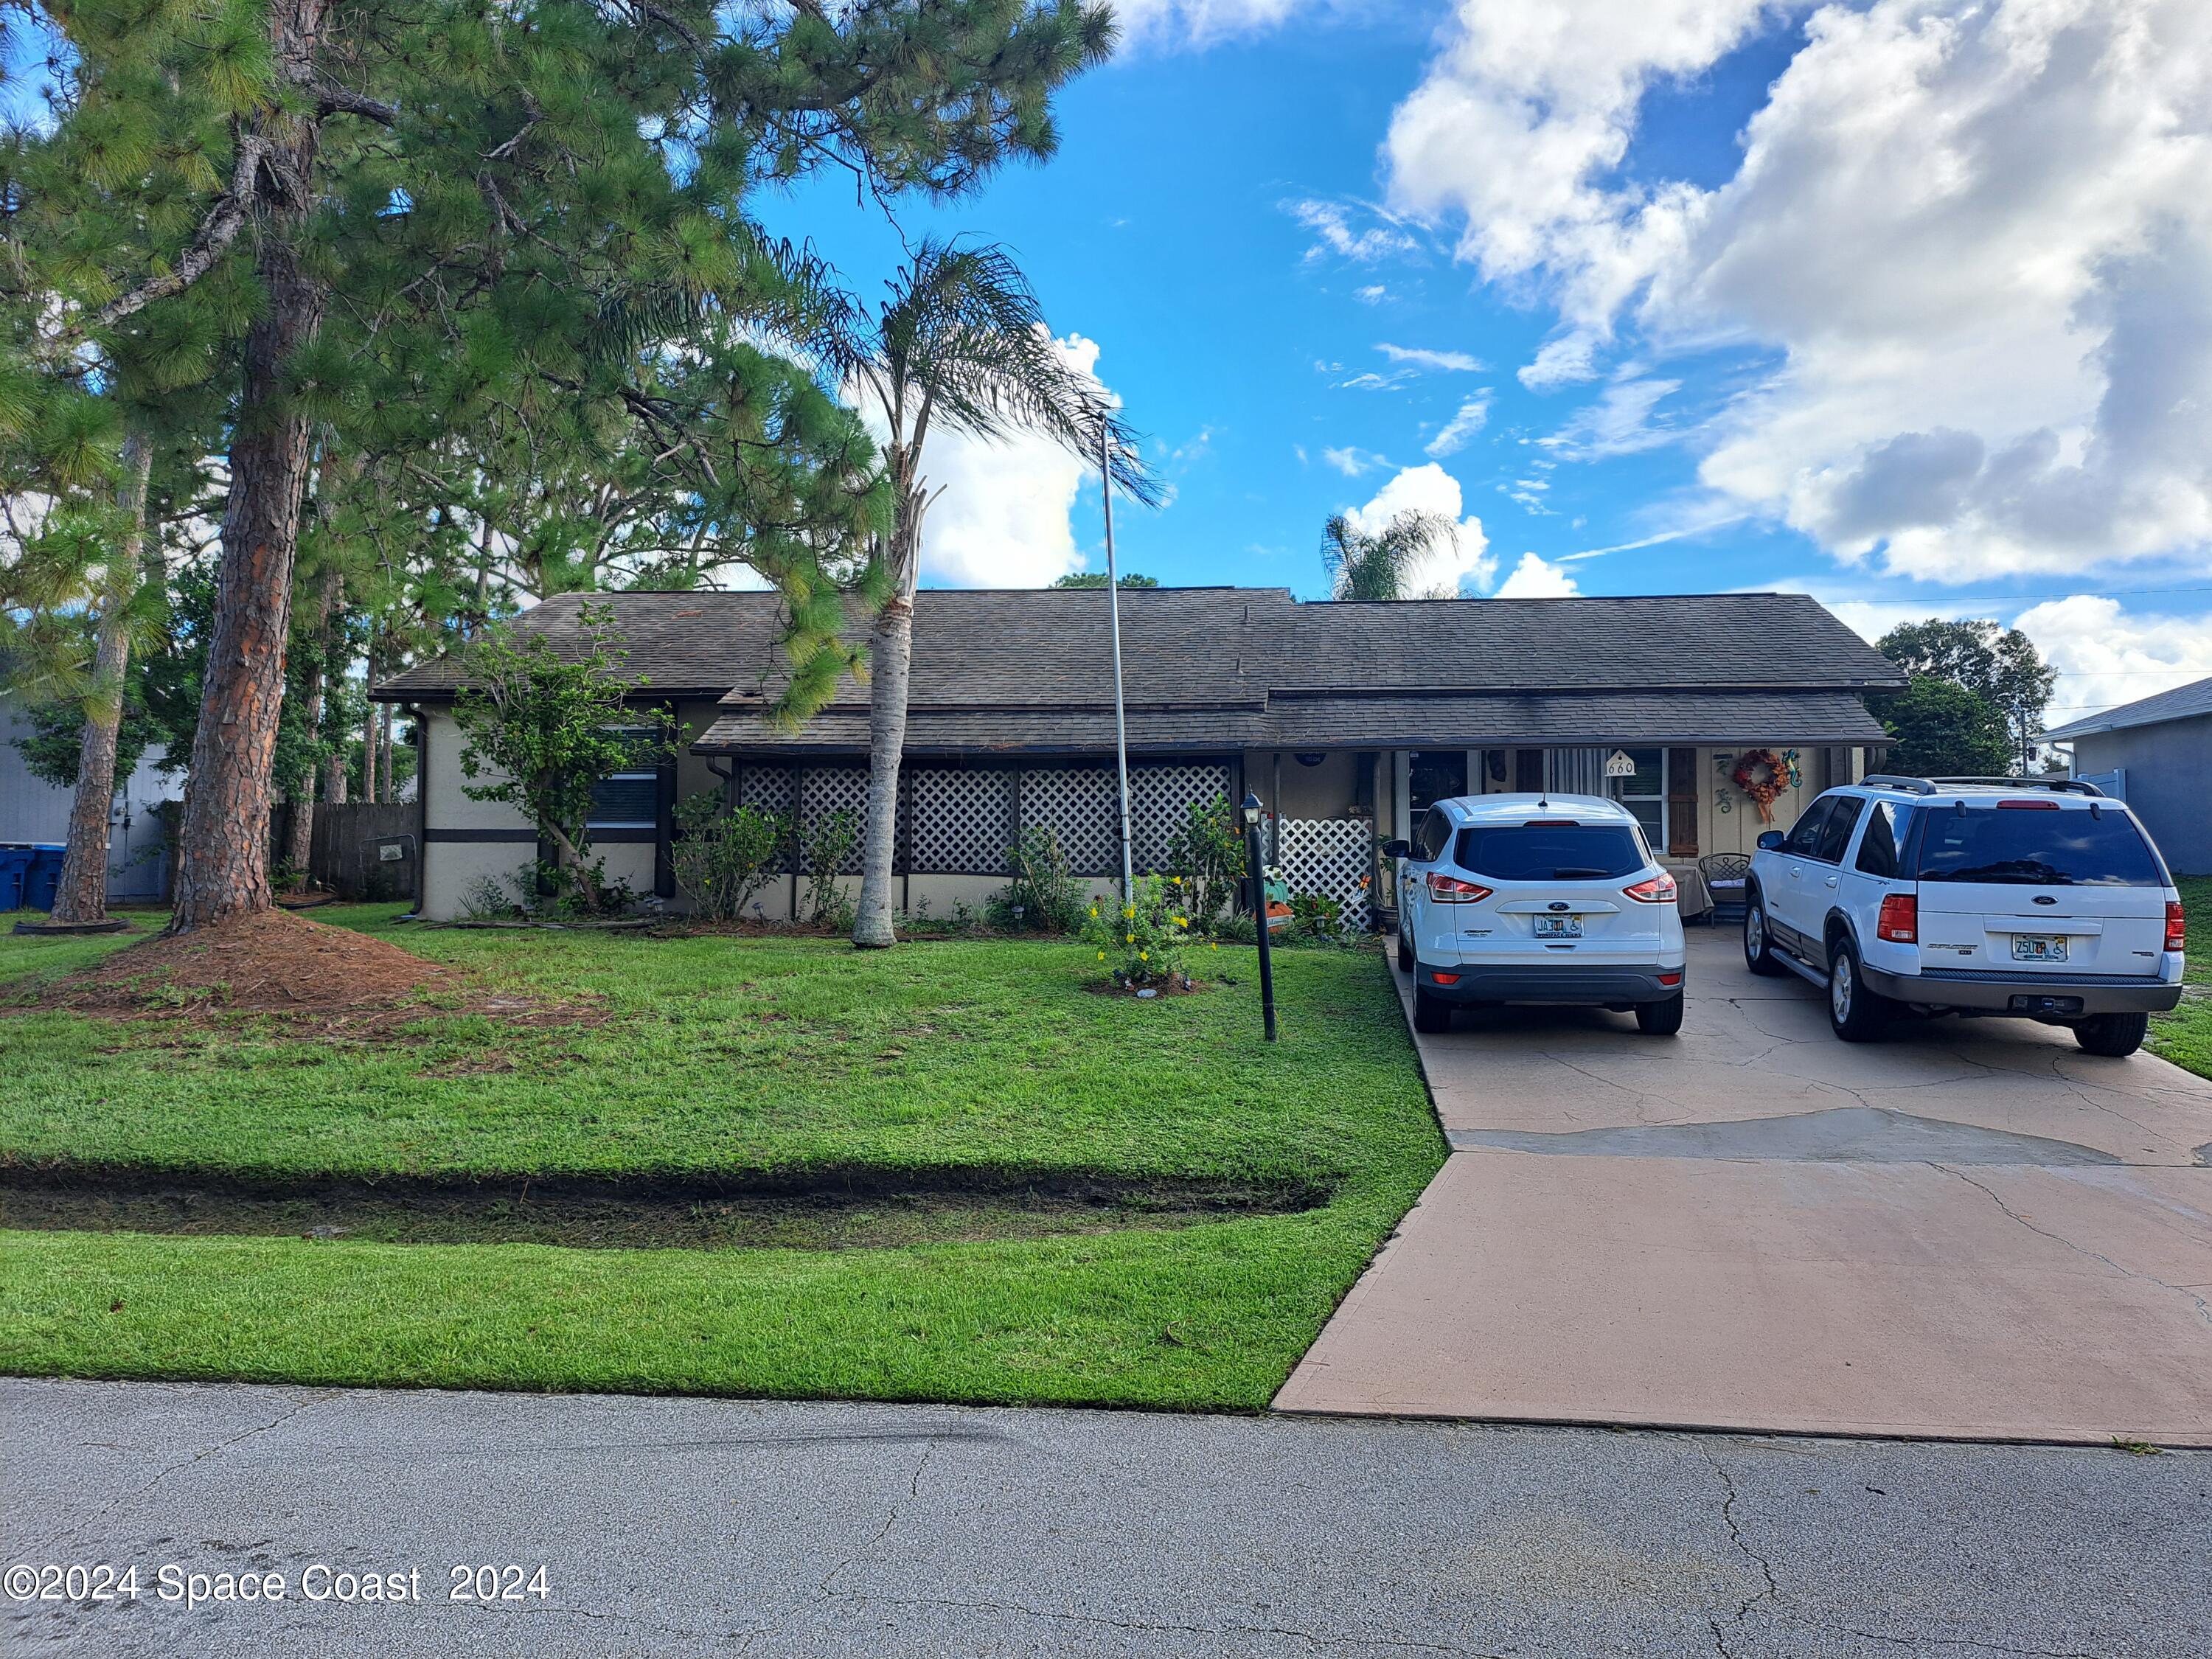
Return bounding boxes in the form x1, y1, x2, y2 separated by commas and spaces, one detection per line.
2148, 873, 2212, 1081
0, 910, 1443, 1409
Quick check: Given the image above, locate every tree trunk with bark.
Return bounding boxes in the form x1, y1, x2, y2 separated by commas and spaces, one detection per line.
282, 564, 340, 881
49, 431, 153, 926
852, 484, 927, 949
379, 700, 394, 802
170, 5, 331, 933
361, 644, 380, 804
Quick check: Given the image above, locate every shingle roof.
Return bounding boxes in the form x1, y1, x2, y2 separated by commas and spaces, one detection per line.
2039, 675, 2212, 742
377, 585, 1900, 753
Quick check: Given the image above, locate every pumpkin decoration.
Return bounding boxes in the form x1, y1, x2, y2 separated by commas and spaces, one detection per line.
1731, 748, 1791, 824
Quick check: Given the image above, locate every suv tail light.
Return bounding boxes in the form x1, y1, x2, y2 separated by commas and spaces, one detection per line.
2168, 901, 2188, 954
1877, 893, 1918, 943
1622, 873, 1677, 905
1426, 872, 1492, 903
1996, 799, 2059, 810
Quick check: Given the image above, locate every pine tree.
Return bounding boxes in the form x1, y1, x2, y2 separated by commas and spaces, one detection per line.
9, 0, 1119, 936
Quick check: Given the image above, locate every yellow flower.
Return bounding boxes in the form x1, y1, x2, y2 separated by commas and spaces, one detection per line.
1173, 874, 1184, 885
1175, 917, 1187, 927
1125, 933, 1135, 944
1124, 905, 1135, 918
1139, 950, 1149, 961
1210, 942, 1219, 950
1097, 951, 1105, 960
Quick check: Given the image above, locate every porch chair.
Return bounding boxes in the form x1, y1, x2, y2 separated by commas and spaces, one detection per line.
1698, 852, 1751, 926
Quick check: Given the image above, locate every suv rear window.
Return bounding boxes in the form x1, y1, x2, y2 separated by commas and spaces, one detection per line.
1915, 807, 2167, 887
1455, 824, 1647, 881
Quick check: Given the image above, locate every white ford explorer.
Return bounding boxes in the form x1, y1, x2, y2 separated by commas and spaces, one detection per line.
1386, 793, 1688, 1036
1744, 775, 2186, 1054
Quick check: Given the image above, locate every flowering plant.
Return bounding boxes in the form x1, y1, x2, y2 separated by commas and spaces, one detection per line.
1078, 872, 1197, 987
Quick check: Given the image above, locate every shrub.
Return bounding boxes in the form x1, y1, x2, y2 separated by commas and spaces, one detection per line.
1164, 795, 1247, 931
793, 809, 858, 928
1079, 873, 1208, 987
671, 794, 787, 922
987, 826, 1085, 932
1288, 891, 1346, 939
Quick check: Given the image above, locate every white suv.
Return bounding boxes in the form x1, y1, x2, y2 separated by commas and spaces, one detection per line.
1745, 776, 2185, 1054
1385, 793, 1688, 1036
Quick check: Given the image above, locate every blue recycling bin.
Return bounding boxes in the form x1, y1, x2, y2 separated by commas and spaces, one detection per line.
21, 844, 66, 914
0, 846, 32, 912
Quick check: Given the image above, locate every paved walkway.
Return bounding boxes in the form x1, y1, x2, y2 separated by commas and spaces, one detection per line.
1277, 931, 2212, 1444
8, 1379, 2209, 1658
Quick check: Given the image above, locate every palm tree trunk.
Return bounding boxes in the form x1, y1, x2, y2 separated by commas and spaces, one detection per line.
378, 700, 394, 802
852, 493, 925, 948
170, 1, 330, 933
361, 645, 380, 803
50, 430, 153, 926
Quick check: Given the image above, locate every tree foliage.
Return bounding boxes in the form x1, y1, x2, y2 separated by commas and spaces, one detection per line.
1051, 570, 1157, 588
451, 605, 670, 906
1878, 674, 2014, 778
1321, 510, 1458, 601
1877, 618, 2056, 771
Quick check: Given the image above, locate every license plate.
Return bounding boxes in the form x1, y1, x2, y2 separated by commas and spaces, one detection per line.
1534, 916, 1584, 939
2011, 934, 2067, 962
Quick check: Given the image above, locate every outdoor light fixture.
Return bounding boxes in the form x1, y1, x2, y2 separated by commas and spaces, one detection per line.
1239, 791, 1278, 1042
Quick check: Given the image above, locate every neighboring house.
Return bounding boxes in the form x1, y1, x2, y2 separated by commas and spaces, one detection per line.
2040, 676, 2212, 874
374, 587, 1905, 924
0, 690, 178, 900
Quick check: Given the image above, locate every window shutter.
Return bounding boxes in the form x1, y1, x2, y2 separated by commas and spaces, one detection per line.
1666, 748, 1698, 856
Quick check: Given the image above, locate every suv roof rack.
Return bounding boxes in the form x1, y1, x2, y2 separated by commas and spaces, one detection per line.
1863, 773, 2105, 798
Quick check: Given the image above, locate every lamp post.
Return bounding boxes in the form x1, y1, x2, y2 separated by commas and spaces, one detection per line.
1240, 791, 1277, 1043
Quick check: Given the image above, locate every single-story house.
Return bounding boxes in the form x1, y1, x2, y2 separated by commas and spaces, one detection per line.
2040, 675, 2212, 875
0, 690, 178, 902
374, 586, 1905, 924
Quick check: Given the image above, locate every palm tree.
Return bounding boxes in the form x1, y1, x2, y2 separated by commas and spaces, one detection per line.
818, 240, 1155, 948
1321, 509, 1459, 600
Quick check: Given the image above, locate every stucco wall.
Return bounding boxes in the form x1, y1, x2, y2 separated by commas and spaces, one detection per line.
2072, 714, 2212, 874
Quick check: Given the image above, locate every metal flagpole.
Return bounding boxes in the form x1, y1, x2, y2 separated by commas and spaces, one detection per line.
1102, 425, 1135, 916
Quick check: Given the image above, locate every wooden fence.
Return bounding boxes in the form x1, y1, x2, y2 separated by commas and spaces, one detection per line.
271, 801, 418, 900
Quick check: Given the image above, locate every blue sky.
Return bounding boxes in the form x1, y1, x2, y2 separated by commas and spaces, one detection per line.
767, 0, 2212, 726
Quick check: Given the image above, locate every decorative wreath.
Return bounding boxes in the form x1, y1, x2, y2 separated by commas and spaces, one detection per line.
1732, 748, 1790, 824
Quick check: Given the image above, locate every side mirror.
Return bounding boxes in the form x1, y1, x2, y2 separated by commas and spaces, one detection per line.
1756, 830, 1786, 852
1381, 838, 1411, 860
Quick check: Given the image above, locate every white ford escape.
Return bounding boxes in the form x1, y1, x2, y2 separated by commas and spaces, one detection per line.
1386, 793, 1688, 1036
1745, 775, 2186, 1055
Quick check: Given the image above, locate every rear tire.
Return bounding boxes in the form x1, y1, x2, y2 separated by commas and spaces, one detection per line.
1744, 895, 1787, 977
2073, 1012, 2149, 1058
1827, 939, 1890, 1042
1397, 928, 1414, 974
1412, 984, 1453, 1033
1636, 992, 1685, 1035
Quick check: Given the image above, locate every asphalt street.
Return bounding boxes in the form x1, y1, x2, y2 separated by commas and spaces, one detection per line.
5, 1379, 2208, 1658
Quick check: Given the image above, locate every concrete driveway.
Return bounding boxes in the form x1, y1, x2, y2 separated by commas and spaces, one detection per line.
1276, 929, 2212, 1444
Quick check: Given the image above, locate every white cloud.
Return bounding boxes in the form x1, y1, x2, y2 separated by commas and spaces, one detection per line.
1426, 392, 1494, 458
1112, 0, 1324, 47
2009, 597, 2212, 728
1285, 198, 1419, 263
909, 333, 1110, 588
1354, 284, 1390, 305
1346, 463, 1496, 594
1378, 344, 1484, 373
1540, 373, 1682, 459
1324, 445, 1390, 476
1385, 0, 2212, 583
1493, 552, 1582, 598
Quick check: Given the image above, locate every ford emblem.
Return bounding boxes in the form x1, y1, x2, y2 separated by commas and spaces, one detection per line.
1548, 901, 1570, 911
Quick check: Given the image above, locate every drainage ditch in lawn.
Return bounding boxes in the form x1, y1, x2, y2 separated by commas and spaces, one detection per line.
0, 1165, 1329, 1251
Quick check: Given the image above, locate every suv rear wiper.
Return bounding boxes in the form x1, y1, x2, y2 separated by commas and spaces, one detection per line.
1550, 866, 1612, 879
